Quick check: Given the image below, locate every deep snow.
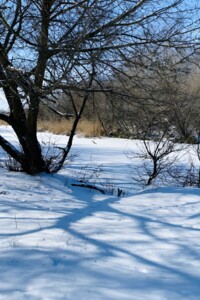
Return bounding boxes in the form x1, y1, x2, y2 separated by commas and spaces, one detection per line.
0, 126, 200, 300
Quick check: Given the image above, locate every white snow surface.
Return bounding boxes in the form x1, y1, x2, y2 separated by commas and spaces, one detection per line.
0, 126, 200, 299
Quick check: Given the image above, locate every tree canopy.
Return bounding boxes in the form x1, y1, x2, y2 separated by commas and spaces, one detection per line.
0, 0, 198, 174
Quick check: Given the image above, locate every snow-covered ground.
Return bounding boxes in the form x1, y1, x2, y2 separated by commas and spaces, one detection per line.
0, 126, 200, 300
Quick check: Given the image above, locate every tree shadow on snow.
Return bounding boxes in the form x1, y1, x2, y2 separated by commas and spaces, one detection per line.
0, 174, 200, 299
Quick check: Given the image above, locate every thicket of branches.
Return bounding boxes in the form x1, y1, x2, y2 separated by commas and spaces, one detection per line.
0, 0, 199, 174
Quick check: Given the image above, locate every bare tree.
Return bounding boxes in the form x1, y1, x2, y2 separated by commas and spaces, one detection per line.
128, 108, 181, 186
0, 0, 196, 174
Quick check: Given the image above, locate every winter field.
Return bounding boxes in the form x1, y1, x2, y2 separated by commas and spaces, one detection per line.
0, 126, 200, 300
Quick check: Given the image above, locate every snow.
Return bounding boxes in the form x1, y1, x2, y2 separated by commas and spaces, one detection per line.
0, 90, 9, 112
0, 126, 200, 299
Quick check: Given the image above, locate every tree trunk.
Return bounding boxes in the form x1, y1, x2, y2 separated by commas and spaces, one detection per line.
22, 135, 46, 174
10, 115, 46, 174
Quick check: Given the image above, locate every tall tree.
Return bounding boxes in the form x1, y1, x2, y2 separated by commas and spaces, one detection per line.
0, 0, 195, 174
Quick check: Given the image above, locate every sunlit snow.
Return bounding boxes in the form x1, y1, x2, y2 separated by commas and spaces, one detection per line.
0, 126, 200, 300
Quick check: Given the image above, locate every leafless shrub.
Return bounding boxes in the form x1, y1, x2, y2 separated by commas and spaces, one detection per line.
130, 139, 180, 186
167, 157, 200, 187
5, 156, 22, 172
127, 108, 183, 186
